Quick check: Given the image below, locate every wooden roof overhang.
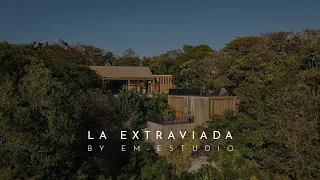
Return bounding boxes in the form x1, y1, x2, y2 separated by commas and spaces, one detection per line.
102, 77, 154, 80
90, 66, 154, 81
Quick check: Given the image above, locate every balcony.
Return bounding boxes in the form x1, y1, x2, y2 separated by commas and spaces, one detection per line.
147, 115, 195, 125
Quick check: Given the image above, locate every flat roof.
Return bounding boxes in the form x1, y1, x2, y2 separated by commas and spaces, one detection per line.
90, 66, 154, 80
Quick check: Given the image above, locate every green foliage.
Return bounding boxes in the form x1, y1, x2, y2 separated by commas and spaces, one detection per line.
114, 48, 141, 66
1, 29, 320, 179
118, 141, 177, 180
76, 44, 110, 66
0, 41, 127, 179
167, 128, 201, 177
147, 45, 215, 88
195, 30, 320, 179
140, 157, 176, 180
116, 89, 149, 130
147, 93, 170, 115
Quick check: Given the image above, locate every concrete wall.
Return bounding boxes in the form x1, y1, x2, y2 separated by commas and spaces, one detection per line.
183, 96, 210, 125
168, 95, 210, 126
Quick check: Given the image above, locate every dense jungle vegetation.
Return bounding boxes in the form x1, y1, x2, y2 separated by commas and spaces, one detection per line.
0, 29, 319, 179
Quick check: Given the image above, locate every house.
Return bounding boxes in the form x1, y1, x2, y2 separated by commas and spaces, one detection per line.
153, 75, 173, 93
146, 88, 238, 155
90, 66, 173, 94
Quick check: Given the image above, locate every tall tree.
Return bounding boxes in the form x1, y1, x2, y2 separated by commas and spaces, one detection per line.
114, 49, 141, 66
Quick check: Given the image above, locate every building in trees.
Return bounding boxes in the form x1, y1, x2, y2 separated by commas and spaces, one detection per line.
153, 75, 173, 93
146, 89, 238, 155
90, 66, 173, 94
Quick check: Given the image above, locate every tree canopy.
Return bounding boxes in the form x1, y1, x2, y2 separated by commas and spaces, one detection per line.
0, 29, 319, 179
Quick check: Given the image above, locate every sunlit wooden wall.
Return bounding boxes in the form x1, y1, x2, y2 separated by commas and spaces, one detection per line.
127, 80, 141, 93
168, 95, 238, 125
153, 75, 173, 93
209, 96, 238, 116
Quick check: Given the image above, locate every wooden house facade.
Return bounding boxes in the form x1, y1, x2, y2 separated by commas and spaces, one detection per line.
153, 75, 173, 93
90, 66, 173, 94
168, 95, 238, 125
